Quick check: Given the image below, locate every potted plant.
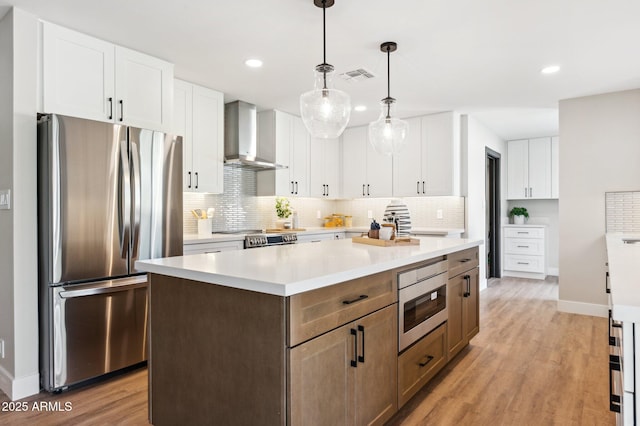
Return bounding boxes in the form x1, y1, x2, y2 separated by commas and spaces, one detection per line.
509, 207, 529, 225
275, 197, 292, 228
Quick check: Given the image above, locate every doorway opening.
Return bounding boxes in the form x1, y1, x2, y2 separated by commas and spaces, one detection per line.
486, 148, 501, 278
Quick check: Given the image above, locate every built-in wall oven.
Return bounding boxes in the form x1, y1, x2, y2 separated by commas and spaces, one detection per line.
398, 258, 449, 351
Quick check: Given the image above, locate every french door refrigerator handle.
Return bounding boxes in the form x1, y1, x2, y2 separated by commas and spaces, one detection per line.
51, 116, 63, 282
130, 140, 141, 259
119, 140, 131, 259
59, 276, 148, 298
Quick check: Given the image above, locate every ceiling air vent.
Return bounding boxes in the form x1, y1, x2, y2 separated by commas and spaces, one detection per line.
339, 68, 376, 83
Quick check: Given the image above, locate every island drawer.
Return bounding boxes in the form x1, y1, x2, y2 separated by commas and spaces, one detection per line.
448, 247, 479, 278
398, 322, 447, 408
288, 270, 396, 347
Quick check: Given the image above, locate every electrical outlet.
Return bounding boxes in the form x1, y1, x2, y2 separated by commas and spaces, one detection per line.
0, 189, 10, 210
367, 210, 373, 219
436, 209, 443, 219
0, 339, 4, 359
316, 210, 321, 219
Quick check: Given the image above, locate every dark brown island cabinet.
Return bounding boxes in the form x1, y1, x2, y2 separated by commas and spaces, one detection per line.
147, 246, 479, 426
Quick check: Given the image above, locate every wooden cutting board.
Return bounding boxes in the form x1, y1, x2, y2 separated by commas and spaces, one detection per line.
351, 236, 420, 247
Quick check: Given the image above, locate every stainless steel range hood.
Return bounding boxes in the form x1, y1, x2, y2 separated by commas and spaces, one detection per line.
224, 101, 286, 170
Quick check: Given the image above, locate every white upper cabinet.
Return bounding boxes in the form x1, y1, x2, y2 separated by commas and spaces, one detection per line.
393, 112, 460, 197
257, 110, 310, 197
42, 22, 173, 132
342, 126, 392, 198
309, 137, 341, 199
507, 137, 553, 200
173, 79, 224, 194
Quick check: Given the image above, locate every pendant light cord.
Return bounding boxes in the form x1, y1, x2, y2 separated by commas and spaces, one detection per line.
322, 0, 328, 90
386, 47, 391, 119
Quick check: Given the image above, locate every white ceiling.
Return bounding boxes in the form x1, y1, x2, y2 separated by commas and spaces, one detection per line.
2, 0, 640, 140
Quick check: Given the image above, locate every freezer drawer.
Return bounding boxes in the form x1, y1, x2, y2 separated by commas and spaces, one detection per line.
45, 276, 148, 391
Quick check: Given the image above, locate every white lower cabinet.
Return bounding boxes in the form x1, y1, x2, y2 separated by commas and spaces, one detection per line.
503, 225, 546, 279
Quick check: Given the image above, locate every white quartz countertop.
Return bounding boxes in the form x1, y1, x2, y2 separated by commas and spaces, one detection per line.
606, 233, 640, 322
184, 227, 465, 244
138, 237, 482, 296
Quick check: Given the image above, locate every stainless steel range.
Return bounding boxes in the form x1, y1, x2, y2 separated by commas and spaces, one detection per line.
244, 232, 298, 249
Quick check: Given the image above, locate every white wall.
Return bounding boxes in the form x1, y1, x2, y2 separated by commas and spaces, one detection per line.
0, 7, 40, 400
558, 88, 640, 317
462, 115, 507, 290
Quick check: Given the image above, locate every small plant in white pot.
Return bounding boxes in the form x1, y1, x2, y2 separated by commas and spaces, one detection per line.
275, 197, 292, 229
509, 207, 529, 225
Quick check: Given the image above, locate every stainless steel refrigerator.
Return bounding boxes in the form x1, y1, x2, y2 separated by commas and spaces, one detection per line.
37, 114, 183, 392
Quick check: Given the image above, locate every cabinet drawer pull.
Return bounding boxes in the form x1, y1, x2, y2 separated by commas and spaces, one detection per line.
516, 262, 529, 265
459, 258, 472, 263
350, 328, 358, 368
342, 294, 368, 305
357, 325, 365, 363
516, 245, 530, 248
419, 355, 434, 367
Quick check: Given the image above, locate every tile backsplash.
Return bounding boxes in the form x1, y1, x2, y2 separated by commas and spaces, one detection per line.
606, 191, 640, 232
184, 168, 466, 234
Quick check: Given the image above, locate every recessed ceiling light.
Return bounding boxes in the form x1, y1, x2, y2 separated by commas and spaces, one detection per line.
354, 105, 367, 112
541, 65, 560, 75
245, 59, 263, 68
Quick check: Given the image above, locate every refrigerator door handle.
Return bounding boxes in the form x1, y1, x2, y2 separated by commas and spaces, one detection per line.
119, 140, 131, 259
59, 277, 147, 298
130, 141, 141, 259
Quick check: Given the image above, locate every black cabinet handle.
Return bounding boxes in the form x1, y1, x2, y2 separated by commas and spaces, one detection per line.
463, 275, 471, 297
417, 181, 420, 194
295, 181, 299, 194
119, 99, 124, 122
350, 328, 358, 367
362, 184, 365, 197
609, 354, 622, 413
342, 295, 368, 305
108, 97, 113, 119
187, 171, 192, 189
367, 184, 370, 196
460, 258, 472, 263
322, 184, 326, 196
358, 325, 365, 363
195, 172, 199, 189
422, 181, 425, 194
605, 271, 610, 294
419, 355, 434, 367
291, 181, 294, 194
326, 184, 329, 197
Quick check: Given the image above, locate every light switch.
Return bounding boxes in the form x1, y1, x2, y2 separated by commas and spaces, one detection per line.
0, 189, 10, 210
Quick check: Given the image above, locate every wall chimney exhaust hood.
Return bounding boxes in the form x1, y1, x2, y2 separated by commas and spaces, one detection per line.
224, 101, 287, 170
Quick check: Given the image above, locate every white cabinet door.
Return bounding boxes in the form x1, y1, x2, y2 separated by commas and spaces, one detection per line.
191, 85, 224, 193
422, 112, 459, 196
342, 126, 368, 198
393, 117, 422, 196
173, 80, 193, 191
527, 137, 551, 199
42, 22, 115, 122
507, 139, 529, 199
551, 136, 559, 199
366, 138, 392, 197
324, 138, 341, 199
292, 117, 310, 196
114, 47, 173, 132
174, 79, 224, 194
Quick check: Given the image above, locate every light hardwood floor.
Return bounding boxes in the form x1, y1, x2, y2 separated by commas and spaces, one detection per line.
0, 276, 615, 425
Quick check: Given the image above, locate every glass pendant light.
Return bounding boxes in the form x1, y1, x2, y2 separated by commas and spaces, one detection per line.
368, 42, 408, 156
300, 0, 351, 139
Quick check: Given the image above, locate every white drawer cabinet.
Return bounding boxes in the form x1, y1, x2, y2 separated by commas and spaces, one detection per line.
183, 240, 244, 255
503, 225, 546, 279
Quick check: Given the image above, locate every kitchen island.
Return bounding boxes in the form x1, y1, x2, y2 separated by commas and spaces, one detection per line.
136, 237, 482, 426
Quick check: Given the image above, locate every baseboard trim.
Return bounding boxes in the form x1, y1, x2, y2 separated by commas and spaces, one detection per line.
503, 271, 546, 280
547, 267, 559, 276
0, 364, 40, 401
557, 299, 608, 318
